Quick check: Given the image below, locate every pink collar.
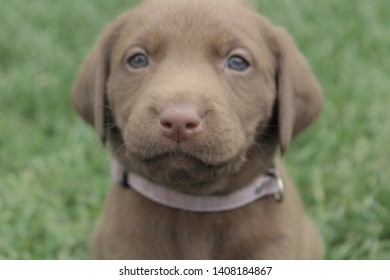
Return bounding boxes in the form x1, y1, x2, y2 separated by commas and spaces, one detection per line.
112, 159, 284, 212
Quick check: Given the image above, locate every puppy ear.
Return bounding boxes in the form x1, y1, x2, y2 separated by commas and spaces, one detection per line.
71, 22, 120, 143
271, 27, 323, 153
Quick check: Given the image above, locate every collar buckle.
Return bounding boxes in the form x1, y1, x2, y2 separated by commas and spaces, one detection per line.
266, 168, 284, 203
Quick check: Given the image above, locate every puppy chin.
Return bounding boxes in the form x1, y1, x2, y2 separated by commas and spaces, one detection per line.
128, 151, 247, 194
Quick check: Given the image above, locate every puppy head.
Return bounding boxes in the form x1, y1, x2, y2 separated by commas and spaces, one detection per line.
72, 0, 322, 193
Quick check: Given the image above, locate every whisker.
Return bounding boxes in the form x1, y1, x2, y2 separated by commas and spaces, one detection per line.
113, 143, 126, 156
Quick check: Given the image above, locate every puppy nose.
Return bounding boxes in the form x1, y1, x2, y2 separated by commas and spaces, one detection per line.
159, 105, 203, 143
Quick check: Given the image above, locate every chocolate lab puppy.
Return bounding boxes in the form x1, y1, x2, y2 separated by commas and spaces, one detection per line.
72, 0, 324, 259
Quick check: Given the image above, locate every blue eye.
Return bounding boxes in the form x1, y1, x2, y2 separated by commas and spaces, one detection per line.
128, 53, 149, 69
227, 55, 249, 71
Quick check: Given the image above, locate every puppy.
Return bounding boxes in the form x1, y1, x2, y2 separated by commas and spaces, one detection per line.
72, 0, 324, 259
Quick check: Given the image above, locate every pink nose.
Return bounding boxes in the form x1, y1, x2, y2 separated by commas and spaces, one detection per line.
159, 105, 203, 143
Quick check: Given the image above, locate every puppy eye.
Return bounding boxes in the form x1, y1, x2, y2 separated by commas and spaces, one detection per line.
127, 53, 149, 69
226, 55, 249, 71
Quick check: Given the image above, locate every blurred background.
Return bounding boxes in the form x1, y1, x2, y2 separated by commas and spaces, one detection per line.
0, 0, 389, 259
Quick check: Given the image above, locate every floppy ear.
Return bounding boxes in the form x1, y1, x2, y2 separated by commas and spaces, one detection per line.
71, 22, 120, 143
271, 27, 323, 153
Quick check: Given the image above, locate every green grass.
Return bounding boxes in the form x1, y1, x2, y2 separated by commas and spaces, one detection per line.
1, 0, 389, 259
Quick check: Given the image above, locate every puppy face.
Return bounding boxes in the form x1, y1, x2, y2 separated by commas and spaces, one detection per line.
72, 0, 322, 193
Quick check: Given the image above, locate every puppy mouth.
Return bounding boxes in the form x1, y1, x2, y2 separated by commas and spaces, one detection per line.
123, 133, 247, 188
135, 149, 238, 190
140, 150, 228, 170
125, 143, 247, 190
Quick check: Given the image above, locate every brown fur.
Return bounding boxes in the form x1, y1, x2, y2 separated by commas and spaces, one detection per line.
72, 0, 324, 259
